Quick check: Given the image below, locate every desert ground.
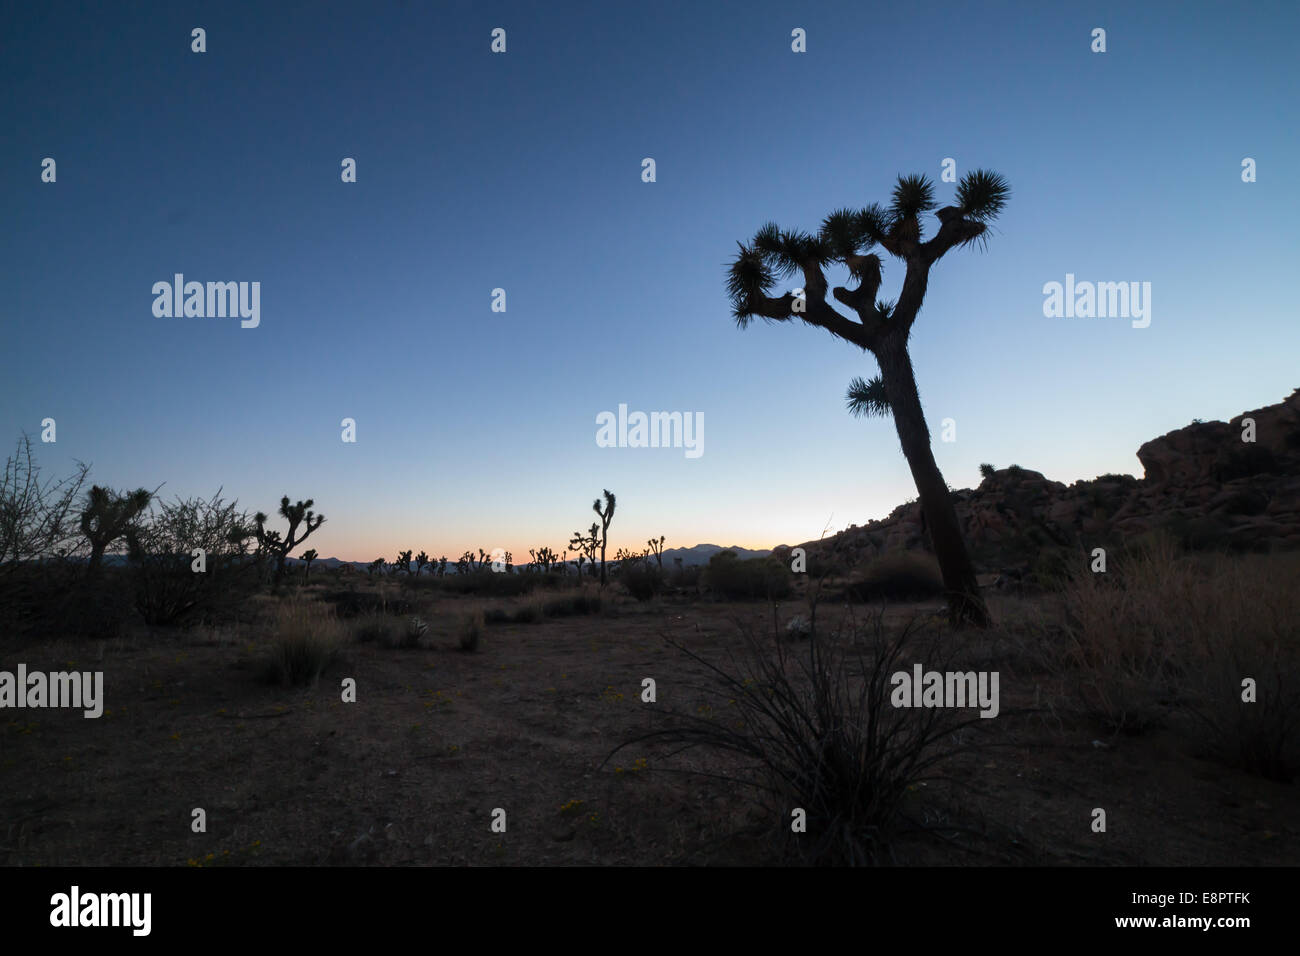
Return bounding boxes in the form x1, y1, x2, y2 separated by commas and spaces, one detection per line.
3, 549, 1296, 868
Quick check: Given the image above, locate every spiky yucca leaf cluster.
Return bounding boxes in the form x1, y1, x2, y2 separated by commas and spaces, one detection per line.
846, 375, 891, 419
890, 174, 938, 220
954, 169, 1010, 222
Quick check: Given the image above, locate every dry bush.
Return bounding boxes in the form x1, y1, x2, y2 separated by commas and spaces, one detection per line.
0, 562, 136, 642
608, 612, 992, 864
261, 599, 344, 685
350, 613, 395, 644
703, 551, 792, 600
1050, 533, 1300, 778
126, 491, 259, 627
541, 591, 602, 618
621, 563, 663, 601
1053, 533, 1188, 733
1179, 551, 1300, 781
459, 609, 485, 652
844, 552, 945, 602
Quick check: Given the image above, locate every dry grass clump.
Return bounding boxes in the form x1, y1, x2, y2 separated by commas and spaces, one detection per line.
459, 609, 485, 652
261, 599, 344, 686
1049, 533, 1299, 779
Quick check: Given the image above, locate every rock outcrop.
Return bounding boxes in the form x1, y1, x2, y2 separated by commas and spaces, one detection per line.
790, 388, 1300, 573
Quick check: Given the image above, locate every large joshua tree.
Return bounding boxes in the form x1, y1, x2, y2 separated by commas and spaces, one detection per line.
726, 170, 1009, 627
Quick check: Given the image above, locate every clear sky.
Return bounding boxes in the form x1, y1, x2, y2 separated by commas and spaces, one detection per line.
4, 0, 1297, 563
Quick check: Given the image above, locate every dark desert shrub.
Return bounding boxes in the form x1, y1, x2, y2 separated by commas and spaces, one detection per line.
459, 610, 484, 652
542, 592, 602, 617
126, 492, 261, 627
622, 563, 663, 601
438, 570, 534, 597
1049, 536, 1300, 774
323, 589, 412, 619
844, 552, 945, 602
510, 603, 542, 624
351, 613, 395, 644
703, 551, 792, 600
606, 613, 989, 865
262, 601, 342, 686
0, 562, 137, 642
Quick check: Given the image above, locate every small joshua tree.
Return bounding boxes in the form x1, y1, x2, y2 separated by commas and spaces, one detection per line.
415, 550, 430, 576
367, 558, 384, 579
437, 555, 448, 577
301, 548, 318, 580
646, 535, 665, 569
456, 551, 471, 575
80, 485, 153, 579
254, 496, 325, 588
570, 523, 599, 579
397, 549, 413, 577
593, 490, 616, 586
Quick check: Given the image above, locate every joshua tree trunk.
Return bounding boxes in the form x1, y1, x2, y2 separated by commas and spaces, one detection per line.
875, 335, 990, 628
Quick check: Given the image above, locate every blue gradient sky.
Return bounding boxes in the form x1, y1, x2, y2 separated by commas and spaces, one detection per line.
4, 0, 1297, 562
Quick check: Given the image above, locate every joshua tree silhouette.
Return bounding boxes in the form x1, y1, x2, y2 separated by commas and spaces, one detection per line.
530, 546, 561, 573
593, 489, 616, 586
80, 485, 152, 579
569, 523, 599, 579
646, 535, 665, 569
253, 496, 325, 588
727, 170, 1009, 627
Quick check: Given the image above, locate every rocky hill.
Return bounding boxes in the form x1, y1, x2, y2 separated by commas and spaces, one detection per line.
779, 387, 1300, 574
